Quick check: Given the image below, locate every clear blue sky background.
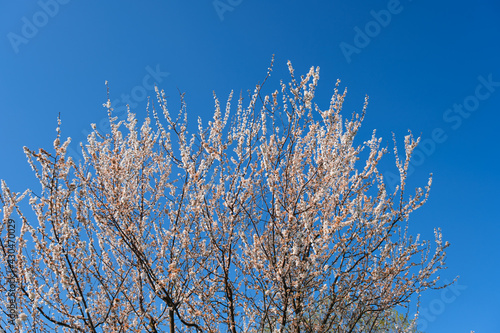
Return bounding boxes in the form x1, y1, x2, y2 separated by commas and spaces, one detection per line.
1, 1, 499, 332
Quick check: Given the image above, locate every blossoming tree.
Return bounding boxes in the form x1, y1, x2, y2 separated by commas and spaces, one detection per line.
0, 60, 449, 332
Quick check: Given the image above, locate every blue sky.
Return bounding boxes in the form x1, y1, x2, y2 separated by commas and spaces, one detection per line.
1, 0, 499, 331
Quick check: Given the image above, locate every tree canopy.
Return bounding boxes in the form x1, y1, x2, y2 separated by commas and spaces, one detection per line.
0, 60, 449, 332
